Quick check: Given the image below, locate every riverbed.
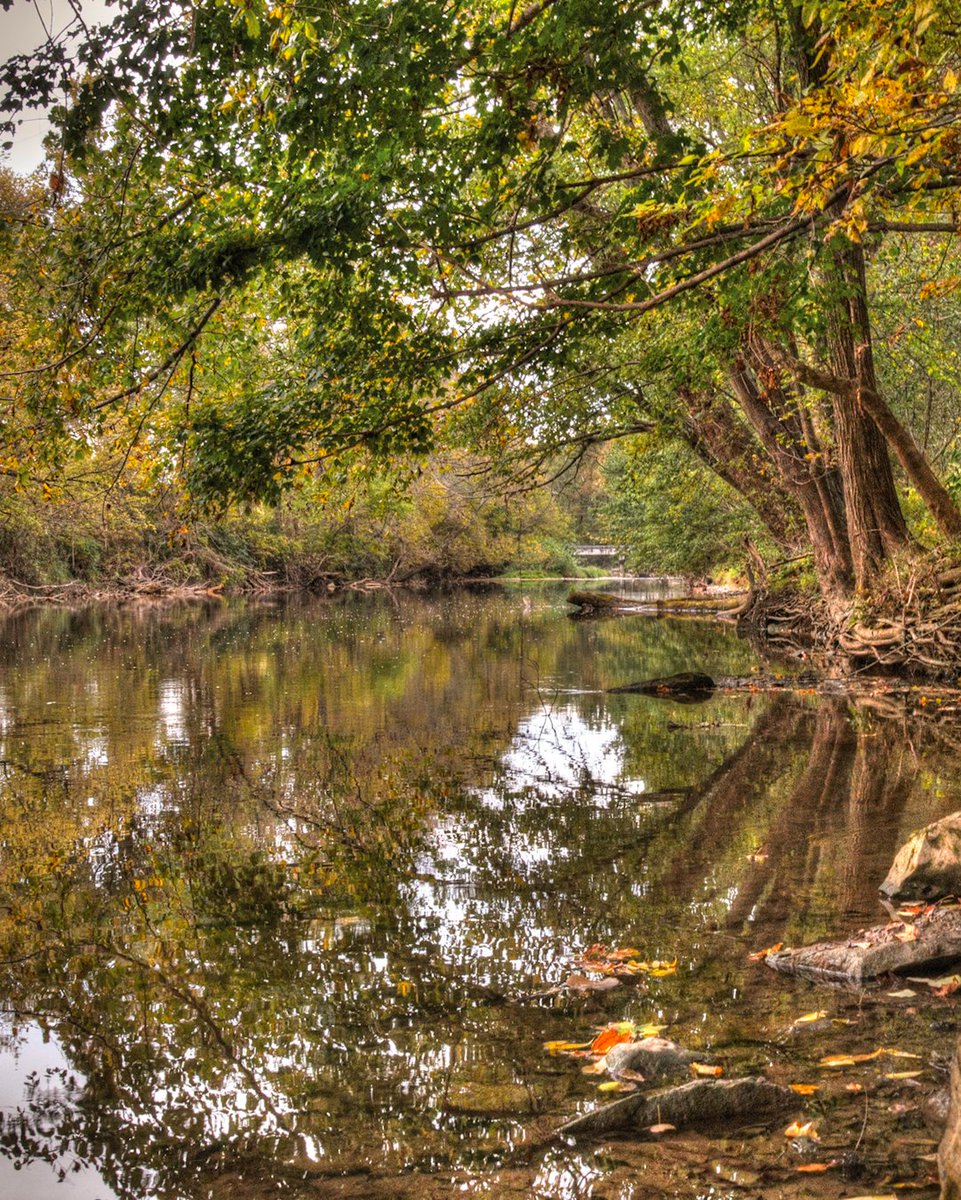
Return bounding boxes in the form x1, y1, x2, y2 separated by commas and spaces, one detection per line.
0, 586, 952, 1198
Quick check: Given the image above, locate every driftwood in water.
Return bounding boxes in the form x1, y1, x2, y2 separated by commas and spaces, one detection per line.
608, 672, 716, 701
765, 905, 961, 985
557, 1076, 799, 1140
567, 590, 746, 617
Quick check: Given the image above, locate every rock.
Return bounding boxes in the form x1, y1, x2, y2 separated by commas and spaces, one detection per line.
605, 1036, 713, 1084
881, 811, 961, 902
765, 906, 961, 985
941, 1040, 961, 1199
444, 1081, 536, 1116
923, 1085, 951, 1133
557, 1076, 799, 1140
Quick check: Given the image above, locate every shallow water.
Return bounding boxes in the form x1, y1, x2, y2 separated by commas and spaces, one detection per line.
0, 586, 954, 1199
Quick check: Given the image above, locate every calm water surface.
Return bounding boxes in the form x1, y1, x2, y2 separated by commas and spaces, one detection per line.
0, 585, 956, 1199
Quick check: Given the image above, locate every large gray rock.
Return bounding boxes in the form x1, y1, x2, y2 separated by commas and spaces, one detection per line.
605, 1036, 713, 1084
557, 1076, 799, 1140
881, 811, 961, 902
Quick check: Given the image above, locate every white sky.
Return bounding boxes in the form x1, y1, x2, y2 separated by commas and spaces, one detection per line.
1, 0, 109, 174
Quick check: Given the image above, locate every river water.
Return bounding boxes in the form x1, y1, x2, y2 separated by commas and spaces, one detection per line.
0, 586, 953, 1199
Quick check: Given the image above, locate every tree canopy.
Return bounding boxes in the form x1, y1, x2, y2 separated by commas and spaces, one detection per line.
3, 0, 961, 611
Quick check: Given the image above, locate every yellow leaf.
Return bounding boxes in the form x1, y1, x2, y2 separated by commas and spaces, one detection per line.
790, 1083, 820, 1095
785, 1120, 820, 1141
819, 1054, 857, 1068
794, 1010, 828, 1024
543, 1040, 591, 1054
883, 1070, 923, 1080
690, 1062, 724, 1078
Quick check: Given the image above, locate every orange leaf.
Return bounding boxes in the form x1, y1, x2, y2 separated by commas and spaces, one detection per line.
796, 1161, 840, 1173
790, 1083, 819, 1095
785, 1120, 820, 1141
690, 1062, 724, 1078
748, 942, 782, 961
590, 1025, 635, 1056
648, 1123, 676, 1135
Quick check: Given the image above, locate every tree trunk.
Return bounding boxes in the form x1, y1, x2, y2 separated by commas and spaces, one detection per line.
729, 359, 853, 605
679, 387, 800, 547
824, 241, 911, 587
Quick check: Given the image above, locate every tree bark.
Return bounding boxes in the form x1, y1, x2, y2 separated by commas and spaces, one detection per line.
823, 241, 911, 586
773, 346, 961, 542
728, 359, 853, 604
679, 387, 800, 547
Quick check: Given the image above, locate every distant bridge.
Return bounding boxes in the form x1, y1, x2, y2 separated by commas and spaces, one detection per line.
572, 544, 623, 559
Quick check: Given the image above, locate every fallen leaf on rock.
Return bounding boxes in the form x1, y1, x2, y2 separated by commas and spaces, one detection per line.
748, 942, 783, 961
543, 1040, 592, 1054
789, 1083, 819, 1095
883, 1071, 924, 1080
785, 1120, 820, 1141
796, 1161, 840, 1173
887, 989, 917, 999
793, 1010, 829, 1024
648, 1123, 676, 1135
690, 1062, 724, 1078
597, 1080, 636, 1093
894, 925, 920, 942
565, 973, 621, 991
581, 1058, 609, 1075
883, 1049, 922, 1059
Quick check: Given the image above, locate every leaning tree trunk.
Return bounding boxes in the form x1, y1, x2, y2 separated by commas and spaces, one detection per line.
679, 386, 801, 548
824, 241, 911, 587
729, 359, 853, 607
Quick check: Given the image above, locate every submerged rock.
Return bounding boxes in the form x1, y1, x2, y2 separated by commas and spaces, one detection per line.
557, 1076, 799, 1140
605, 1036, 713, 1084
881, 811, 961, 902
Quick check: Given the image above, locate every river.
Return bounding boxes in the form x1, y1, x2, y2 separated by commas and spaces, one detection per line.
0, 586, 952, 1198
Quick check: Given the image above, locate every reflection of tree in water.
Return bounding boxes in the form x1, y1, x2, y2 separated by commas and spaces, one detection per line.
0, 599, 957, 1196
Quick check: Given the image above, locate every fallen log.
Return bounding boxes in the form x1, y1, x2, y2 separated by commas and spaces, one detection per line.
567, 590, 746, 617
557, 1076, 799, 1140
764, 905, 961, 985
608, 672, 716, 700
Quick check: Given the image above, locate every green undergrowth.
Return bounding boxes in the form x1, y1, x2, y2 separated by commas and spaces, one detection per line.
0, 453, 586, 592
